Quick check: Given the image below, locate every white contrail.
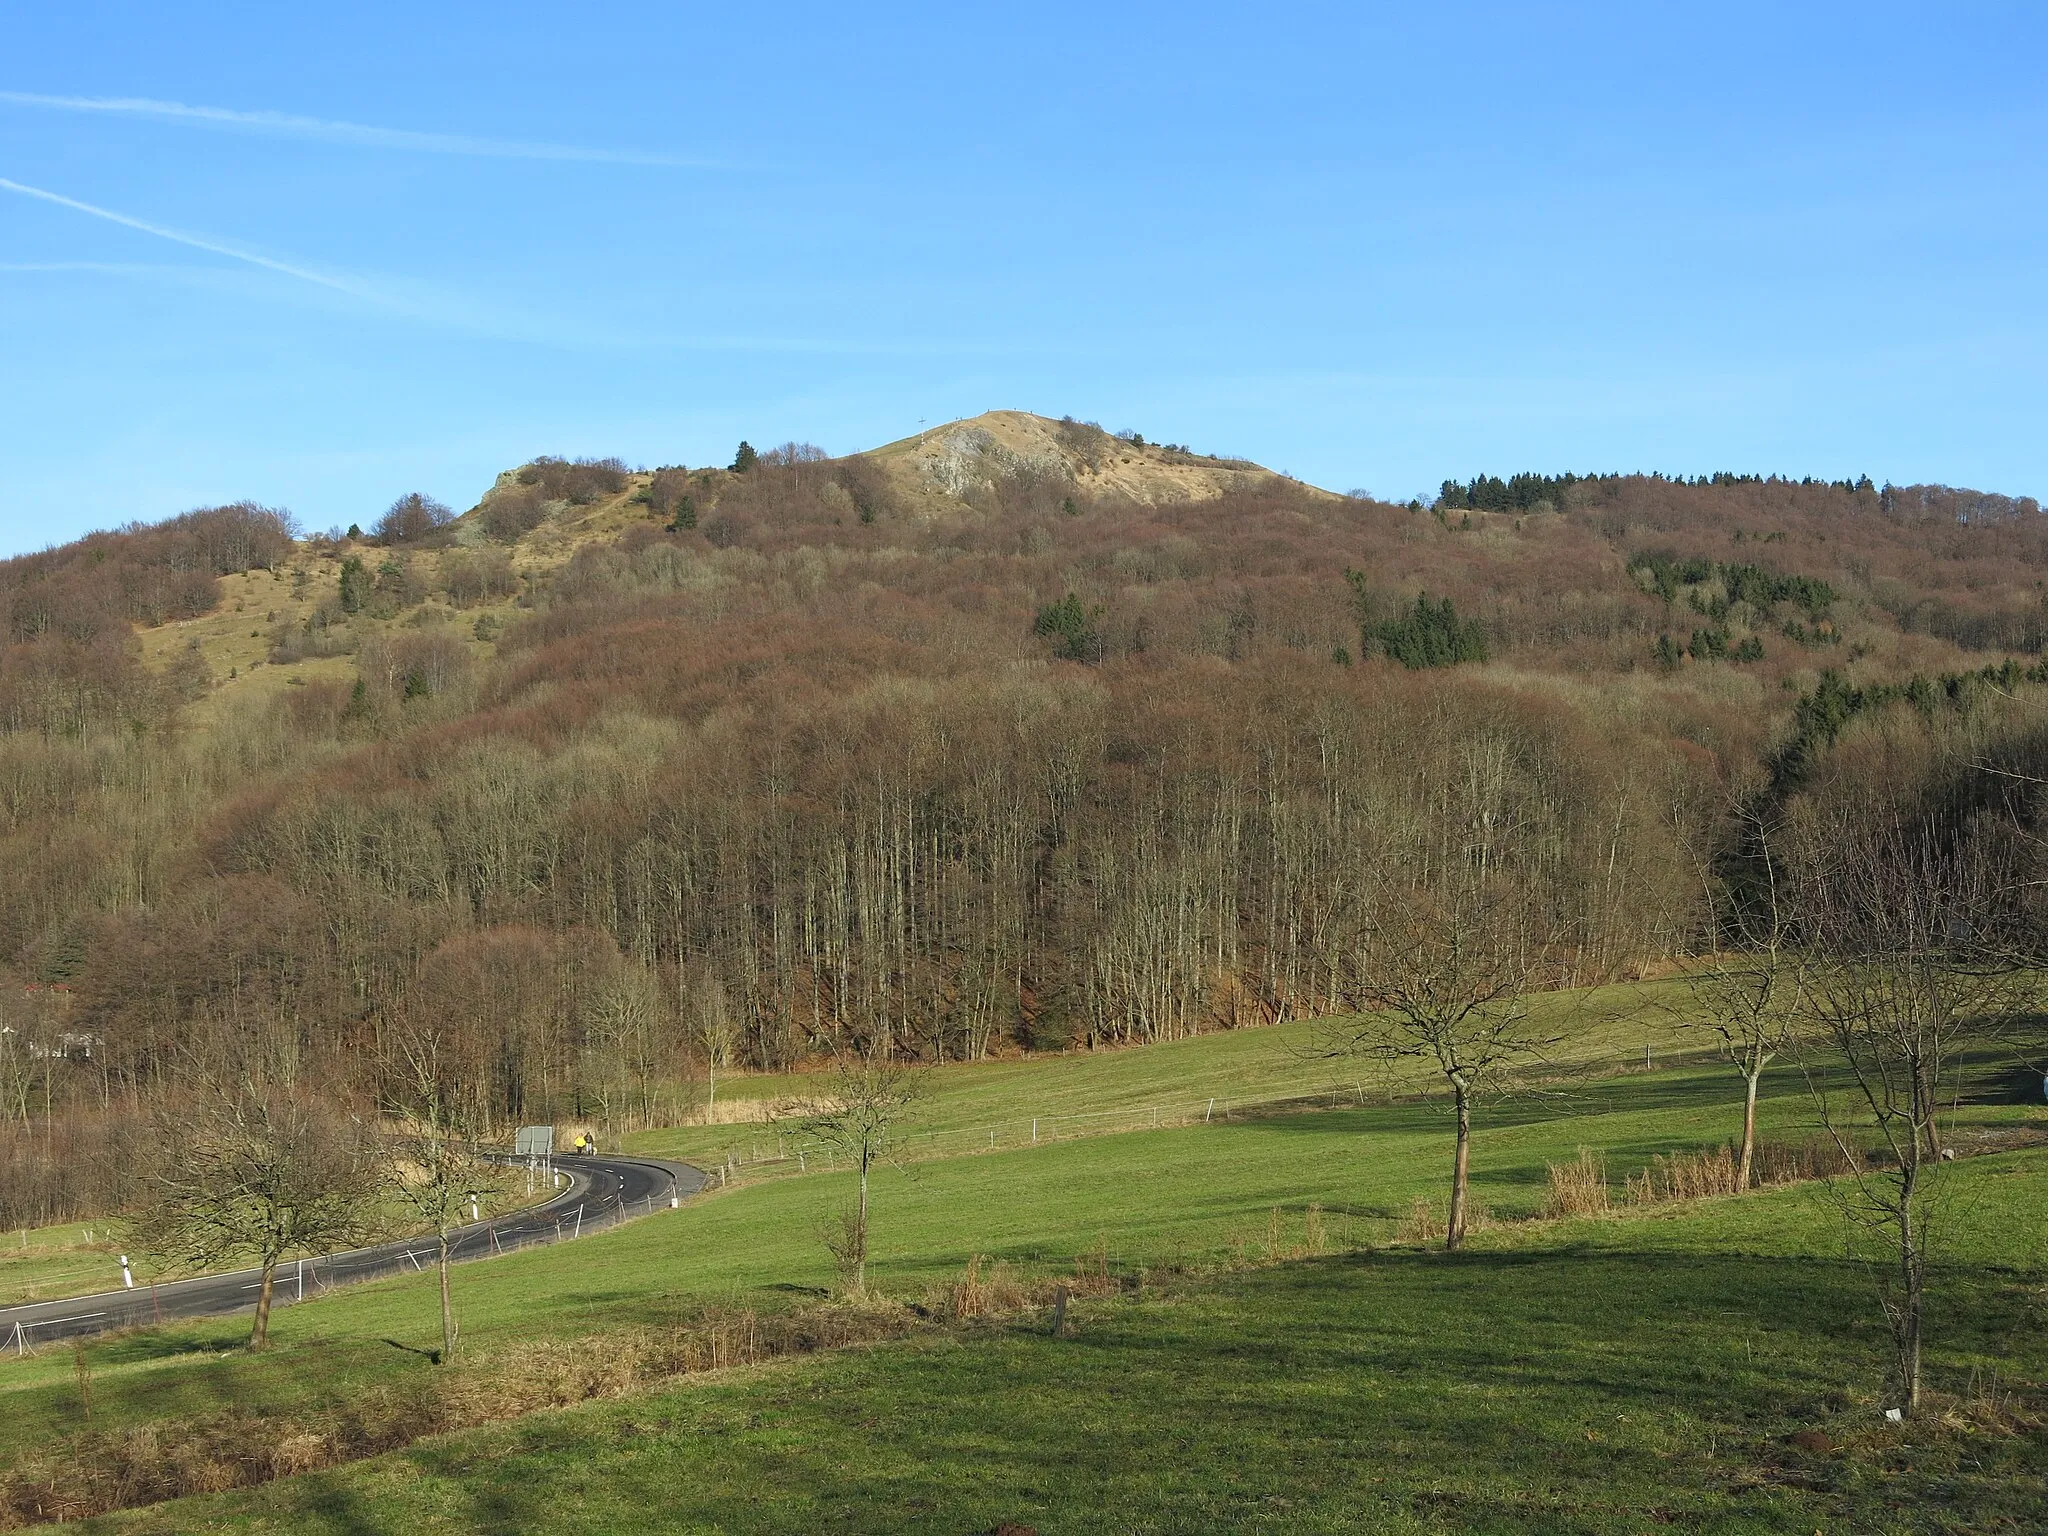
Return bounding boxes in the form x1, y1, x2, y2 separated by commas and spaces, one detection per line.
0, 176, 367, 295
0, 91, 720, 168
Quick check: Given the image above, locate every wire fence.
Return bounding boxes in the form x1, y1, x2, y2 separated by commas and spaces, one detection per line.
690, 1079, 1382, 1188
682, 1034, 1727, 1189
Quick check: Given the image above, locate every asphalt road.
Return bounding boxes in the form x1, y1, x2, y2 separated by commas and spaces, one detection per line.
1, 1152, 705, 1352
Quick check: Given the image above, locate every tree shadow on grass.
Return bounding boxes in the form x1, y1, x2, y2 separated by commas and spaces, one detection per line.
1088, 1246, 2038, 1426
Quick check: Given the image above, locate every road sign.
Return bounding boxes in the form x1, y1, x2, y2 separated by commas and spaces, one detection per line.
514, 1125, 555, 1157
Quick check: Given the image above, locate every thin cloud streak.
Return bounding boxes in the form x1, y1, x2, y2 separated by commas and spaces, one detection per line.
0, 177, 370, 296
0, 91, 730, 168
0, 190, 1011, 356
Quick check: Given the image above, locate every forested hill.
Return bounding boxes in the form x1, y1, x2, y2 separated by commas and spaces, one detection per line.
5, 410, 2048, 1225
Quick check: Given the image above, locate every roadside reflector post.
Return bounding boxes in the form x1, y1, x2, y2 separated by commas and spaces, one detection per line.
119, 1255, 134, 1290
1032, 1118, 1038, 1144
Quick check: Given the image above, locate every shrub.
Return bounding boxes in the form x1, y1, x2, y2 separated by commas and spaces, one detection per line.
1541, 1148, 1610, 1220
337, 556, 368, 614
1371, 593, 1489, 668
516, 456, 629, 506
646, 469, 695, 528
834, 459, 893, 524
1624, 1145, 1742, 1204
441, 549, 518, 608
357, 631, 470, 701
481, 488, 549, 544
374, 493, 456, 546
1033, 593, 1103, 662
759, 442, 828, 470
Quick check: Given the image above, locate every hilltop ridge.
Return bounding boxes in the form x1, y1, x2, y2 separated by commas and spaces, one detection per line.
856, 410, 1322, 517
9, 411, 2043, 743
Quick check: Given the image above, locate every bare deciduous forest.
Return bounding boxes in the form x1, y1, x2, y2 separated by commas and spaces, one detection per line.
5, 423, 2047, 1228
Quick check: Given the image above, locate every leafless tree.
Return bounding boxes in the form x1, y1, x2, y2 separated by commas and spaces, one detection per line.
1794, 814, 2029, 1414
1683, 802, 1799, 1191
1327, 885, 1554, 1250
130, 1077, 378, 1349
374, 492, 455, 546
686, 972, 736, 1116
383, 1016, 493, 1363
795, 1049, 927, 1292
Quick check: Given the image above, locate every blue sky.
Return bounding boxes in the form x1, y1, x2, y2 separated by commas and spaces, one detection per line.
2, 2, 2043, 552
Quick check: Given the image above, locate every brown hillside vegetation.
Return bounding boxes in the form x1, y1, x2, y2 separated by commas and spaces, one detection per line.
4, 412, 2048, 1224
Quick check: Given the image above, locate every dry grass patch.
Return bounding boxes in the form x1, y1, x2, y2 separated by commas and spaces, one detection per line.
0, 1300, 912, 1528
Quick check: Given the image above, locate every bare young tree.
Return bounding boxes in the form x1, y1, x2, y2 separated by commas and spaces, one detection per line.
384, 1016, 493, 1363
1329, 885, 1552, 1250
1796, 816, 2027, 1415
687, 972, 736, 1117
1688, 946, 1797, 1193
131, 1078, 378, 1349
1684, 806, 1798, 1191
796, 1049, 927, 1292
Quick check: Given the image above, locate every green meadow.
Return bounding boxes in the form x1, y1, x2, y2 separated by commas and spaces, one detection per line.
0, 990, 2038, 1531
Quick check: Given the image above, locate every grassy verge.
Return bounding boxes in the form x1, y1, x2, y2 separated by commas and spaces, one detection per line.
0, 1222, 154, 1308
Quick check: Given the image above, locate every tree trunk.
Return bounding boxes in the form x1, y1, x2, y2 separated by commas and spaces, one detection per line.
855, 1155, 871, 1292
250, 1262, 276, 1349
437, 1228, 456, 1363
1899, 1167, 1923, 1413
1446, 1084, 1471, 1252
1738, 1068, 1760, 1192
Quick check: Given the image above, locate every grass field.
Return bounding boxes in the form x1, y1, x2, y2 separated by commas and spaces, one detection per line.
0, 992, 2041, 1531
623, 983, 1693, 1177
0, 1221, 153, 1308
88, 1214, 2048, 1535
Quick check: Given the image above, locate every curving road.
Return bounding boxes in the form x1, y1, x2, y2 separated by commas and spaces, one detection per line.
1, 1152, 705, 1353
